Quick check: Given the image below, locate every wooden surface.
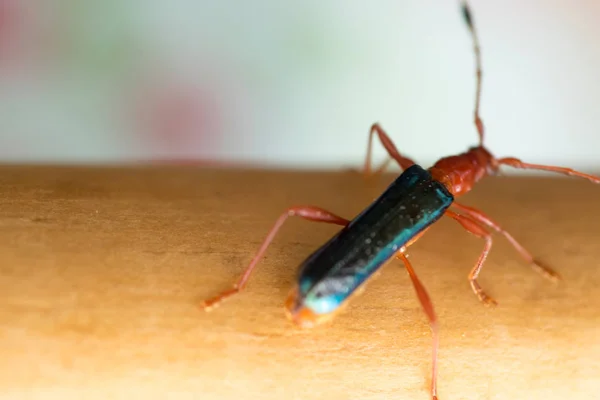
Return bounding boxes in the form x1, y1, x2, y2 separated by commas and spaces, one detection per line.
0, 165, 599, 400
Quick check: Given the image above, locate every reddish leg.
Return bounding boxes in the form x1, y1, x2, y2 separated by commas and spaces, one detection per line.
445, 209, 497, 306
497, 157, 600, 184
201, 206, 350, 311
451, 202, 560, 282
396, 252, 439, 400
363, 123, 416, 178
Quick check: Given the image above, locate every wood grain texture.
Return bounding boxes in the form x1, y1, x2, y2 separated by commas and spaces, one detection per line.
0, 165, 599, 400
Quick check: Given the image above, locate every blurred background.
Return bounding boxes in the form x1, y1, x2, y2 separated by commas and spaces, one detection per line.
0, 0, 599, 172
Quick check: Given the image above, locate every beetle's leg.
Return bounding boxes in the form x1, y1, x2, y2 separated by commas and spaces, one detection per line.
445, 209, 497, 306
396, 252, 439, 400
201, 206, 350, 311
451, 202, 560, 282
497, 157, 600, 184
363, 123, 417, 178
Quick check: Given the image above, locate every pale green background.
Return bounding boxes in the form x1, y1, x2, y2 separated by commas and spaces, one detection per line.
1, 1, 599, 172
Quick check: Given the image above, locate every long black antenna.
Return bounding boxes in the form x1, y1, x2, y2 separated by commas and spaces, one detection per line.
461, 1, 485, 146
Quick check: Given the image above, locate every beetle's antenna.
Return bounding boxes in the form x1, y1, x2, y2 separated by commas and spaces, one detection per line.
461, 1, 485, 146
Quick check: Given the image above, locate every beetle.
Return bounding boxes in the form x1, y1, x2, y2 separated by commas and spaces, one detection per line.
201, 2, 600, 399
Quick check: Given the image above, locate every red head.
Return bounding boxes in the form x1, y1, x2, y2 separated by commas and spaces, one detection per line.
428, 145, 499, 198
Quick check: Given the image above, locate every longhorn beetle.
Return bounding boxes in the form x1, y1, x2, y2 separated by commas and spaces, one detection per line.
201, 2, 599, 399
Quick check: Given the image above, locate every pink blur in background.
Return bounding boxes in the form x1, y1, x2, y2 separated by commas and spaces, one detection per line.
1, 1, 599, 172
